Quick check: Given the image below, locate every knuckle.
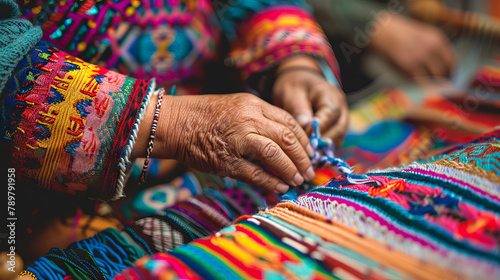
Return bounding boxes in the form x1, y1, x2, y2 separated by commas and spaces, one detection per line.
283, 113, 298, 131
249, 168, 266, 185
281, 129, 297, 147
227, 159, 244, 177
320, 106, 339, 120
240, 134, 259, 157
233, 93, 257, 108
241, 93, 259, 104
262, 142, 279, 160
310, 82, 329, 96
330, 106, 341, 117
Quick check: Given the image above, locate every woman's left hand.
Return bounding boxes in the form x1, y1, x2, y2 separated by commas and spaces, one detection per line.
271, 56, 348, 147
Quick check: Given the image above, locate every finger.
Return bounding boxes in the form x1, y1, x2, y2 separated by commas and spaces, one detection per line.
323, 107, 349, 148
394, 51, 428, 79
252, 122, 315, 182
424, 53, 447, 77
437, 41, 455, 77
238, 133, 307, 186
263, 104, 314, 157
228, 158, 289, 193
426, 29, 454, 77
310, 84, 343, 133
410, 63, 429, 79
274, 83, 313, 127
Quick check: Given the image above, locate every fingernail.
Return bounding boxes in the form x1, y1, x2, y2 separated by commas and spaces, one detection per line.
293, 172, 304, 186
275, 183, 289, 193
305, 166, 316, 181
306, 144, 314, 157
296, 114, 310, 126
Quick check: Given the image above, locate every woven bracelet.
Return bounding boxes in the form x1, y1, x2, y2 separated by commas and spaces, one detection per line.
138, 86, 176, 185
139, 88, 165, 185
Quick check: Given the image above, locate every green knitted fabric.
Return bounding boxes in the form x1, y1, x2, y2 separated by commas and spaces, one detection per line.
0, 0, 42, 94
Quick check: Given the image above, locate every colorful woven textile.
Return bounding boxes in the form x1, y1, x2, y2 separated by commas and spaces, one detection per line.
1, 41, 153, 200
118, 173, 204, 223
17, 0, 338, 89
227, 4, 339, 81
129, 191, 247, 252
19, 0, 220, 86
116, 129, 500, 279
21, 228, 152, 279
337, 121, 434, 174
332, 81, 500, 178
470, 55, 500, 108
118, 171, 272, 224
22, 183, 265, 278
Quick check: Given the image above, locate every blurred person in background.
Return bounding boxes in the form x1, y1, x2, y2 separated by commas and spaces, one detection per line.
307, 0, 456, 92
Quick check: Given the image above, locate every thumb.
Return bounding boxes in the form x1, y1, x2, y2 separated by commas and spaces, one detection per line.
282, 87, 313, 127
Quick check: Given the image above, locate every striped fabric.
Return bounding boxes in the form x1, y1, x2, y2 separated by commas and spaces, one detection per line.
117, 128, 500, 279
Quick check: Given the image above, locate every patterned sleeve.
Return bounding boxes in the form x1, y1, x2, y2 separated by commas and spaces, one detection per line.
213, 0, 341, 89
1, 40, 154, 201
0, 0, 155, 200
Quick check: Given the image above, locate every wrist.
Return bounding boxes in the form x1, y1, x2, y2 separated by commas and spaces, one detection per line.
153, 94, 182, 160
132, 94, 181, 160
277, 56, 322, 73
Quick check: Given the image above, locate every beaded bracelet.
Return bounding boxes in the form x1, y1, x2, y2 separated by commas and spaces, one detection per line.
139, 86, 176, 185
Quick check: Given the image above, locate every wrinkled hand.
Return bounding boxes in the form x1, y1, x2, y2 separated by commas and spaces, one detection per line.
135, 93, 316, 193
272, 57, 348, 147
371, 14, 455, 78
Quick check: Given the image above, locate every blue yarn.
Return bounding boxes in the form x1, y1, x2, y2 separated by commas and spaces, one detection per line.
26, 228, 147, 279
47, 249, 101, 279
26, 257, 66, 280
307, 117, 381, 188
103, 235, 127, 259
309, 118, 356, 176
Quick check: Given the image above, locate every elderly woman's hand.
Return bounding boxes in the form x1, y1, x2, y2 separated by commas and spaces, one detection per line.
135, 93, 316, 193
271, 56, 348, 147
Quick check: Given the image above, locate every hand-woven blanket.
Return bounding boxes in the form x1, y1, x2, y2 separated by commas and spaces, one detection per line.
113, 128, 500, 279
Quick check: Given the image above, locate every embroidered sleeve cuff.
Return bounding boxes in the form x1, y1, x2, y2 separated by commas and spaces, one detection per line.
228, 6, 340, 83
1, 41, 154, 200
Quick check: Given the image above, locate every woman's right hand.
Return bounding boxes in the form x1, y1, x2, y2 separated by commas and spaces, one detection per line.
134, 93, 316, 193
